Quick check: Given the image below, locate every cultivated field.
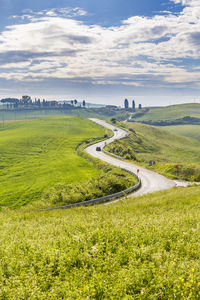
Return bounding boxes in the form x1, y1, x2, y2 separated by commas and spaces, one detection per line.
0, 117, 137, 208
0, 117, 106, 208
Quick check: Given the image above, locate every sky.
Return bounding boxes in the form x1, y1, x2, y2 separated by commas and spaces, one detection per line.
0, 0, 199, 106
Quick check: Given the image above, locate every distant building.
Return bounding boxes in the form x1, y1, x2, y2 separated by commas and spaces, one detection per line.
138, 104, 142, 109
124, 99, 129, 109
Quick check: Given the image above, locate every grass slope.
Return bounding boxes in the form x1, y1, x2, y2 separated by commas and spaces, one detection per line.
162, 125, 200, 141
131, 103, 200, 124
0, 117, 106, 208
1, 185, 200, 298
106, 122, 200, 181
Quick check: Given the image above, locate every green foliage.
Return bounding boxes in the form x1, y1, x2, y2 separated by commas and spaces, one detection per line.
106, 122, 200, 181
0, 117, 106, 208
1, 185, 200, 298
110, 117, 117, 124
106, 140, 137, 160
42, 167, 136, 207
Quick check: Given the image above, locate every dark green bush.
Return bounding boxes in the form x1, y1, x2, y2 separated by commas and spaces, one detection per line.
42, 168, 136, 206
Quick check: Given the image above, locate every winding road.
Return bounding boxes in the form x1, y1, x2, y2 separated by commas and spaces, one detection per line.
86, 118, 176, 197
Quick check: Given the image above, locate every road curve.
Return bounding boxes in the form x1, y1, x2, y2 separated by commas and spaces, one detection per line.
86, 118, 176, 197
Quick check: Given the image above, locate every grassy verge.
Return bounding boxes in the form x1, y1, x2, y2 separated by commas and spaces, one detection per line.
105, 122, 200, 181
1, 185, 200, 298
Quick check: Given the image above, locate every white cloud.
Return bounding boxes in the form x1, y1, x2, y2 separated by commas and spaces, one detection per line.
0, 2, 200, 89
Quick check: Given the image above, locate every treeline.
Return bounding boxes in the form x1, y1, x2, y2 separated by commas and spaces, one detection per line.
0, 96, 86, 110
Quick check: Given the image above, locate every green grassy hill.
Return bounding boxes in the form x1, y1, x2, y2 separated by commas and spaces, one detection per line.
0, 117, 106, 208
131, 103, 200, 125
161, 125, 200, 141
1, 185, 200, 298
106, 122, 200, 181
0, 117, 136, 209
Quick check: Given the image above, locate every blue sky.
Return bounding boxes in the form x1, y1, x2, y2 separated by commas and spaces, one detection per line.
0, 0, 199, 106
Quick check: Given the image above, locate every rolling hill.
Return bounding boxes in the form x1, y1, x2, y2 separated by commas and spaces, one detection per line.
0, 117, 137, 208
105, 122, 200, 181
131, 103, 200, 126
0, 117, 106, 208
161, 125, 200, 141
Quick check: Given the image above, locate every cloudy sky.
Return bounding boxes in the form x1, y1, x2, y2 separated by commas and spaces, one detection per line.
0, 0, 199, 106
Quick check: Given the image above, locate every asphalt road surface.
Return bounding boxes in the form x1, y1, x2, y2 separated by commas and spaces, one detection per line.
86, 118, 176, 197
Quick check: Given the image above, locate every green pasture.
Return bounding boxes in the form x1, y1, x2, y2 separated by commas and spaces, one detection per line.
161, 125, 200, 141
0, 117, 106, 208
106, 122, 200, 181
1, 185, 200, 298
131, 103, 200, 124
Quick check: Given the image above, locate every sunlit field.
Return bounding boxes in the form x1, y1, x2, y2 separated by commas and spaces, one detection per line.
106, 122, 200, 181
1, 185, 200, 298
0, 117, 106, 208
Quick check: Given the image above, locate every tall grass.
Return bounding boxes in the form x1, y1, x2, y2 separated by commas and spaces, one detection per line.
0, 185, 200, 298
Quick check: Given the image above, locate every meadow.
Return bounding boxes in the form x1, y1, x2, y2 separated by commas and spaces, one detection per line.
161, 125, 200, 141
131, 103, 200, 125
106, 122, 200, 181
0, 116, 137, 209
1, 185, 200, 298
0, 117, 107, 208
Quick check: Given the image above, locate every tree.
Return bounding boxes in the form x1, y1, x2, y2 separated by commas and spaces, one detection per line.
21, 95, 32, 105
111, 118, 117, 124
132, 100, 135, 110
71, 100, 74, 106
138, 104, 142, 109
74, 99, 78, 106
124, 99, 129, 110
82, 100, 86, 107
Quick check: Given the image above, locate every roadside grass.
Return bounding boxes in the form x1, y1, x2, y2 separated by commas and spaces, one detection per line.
105, 122, 200, 181
42, 166, 137, 208
161, 125, 200, 141
131, 103, 200, 124
0, 117, 107, 208
1, 185, 200, 298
